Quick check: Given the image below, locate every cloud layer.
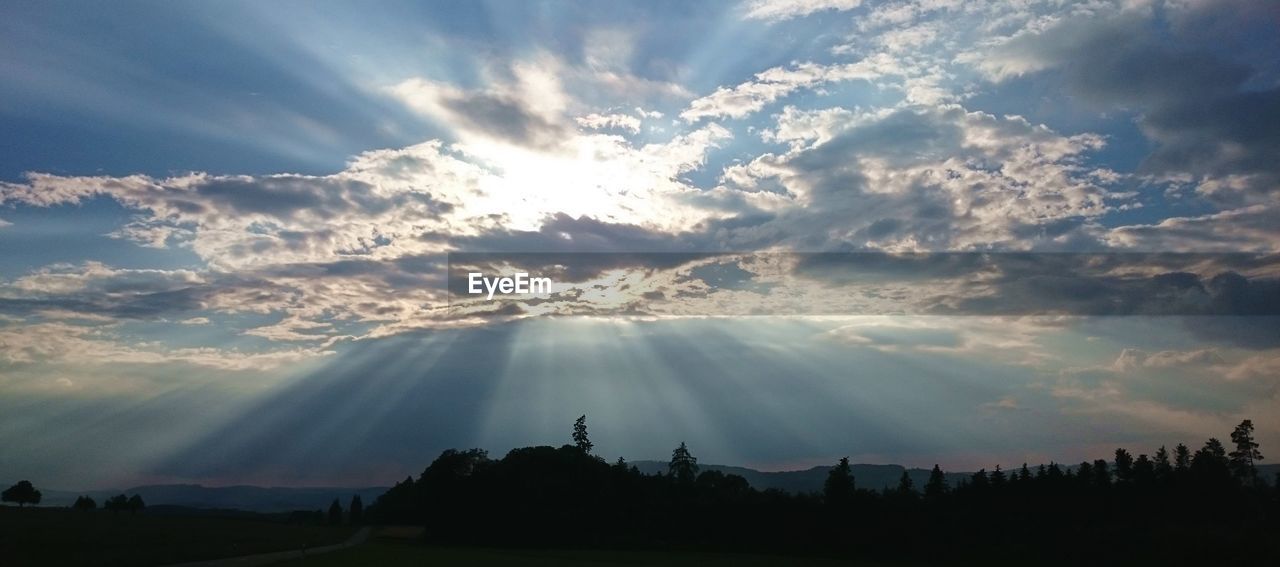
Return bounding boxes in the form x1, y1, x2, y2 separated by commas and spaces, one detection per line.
2, 0, 1278, 486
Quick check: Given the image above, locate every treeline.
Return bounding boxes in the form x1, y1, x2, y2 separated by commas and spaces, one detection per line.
368, 417, 1279, 563
70, 493, 146, 514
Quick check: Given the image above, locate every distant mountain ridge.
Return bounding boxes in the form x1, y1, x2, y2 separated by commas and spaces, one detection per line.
39, 484, 388, 513
630, 461, 1280, 494
628, 461, 968, 493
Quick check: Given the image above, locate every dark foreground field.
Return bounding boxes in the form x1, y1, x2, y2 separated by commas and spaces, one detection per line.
0, 506, 355, 566
276, 537, 882, 566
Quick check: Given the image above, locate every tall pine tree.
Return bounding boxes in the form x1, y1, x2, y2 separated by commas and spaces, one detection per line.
824, 457, 856, 505
1228, 419, 1263, 485
669, 442, 699, 483
572, 415, 593, 454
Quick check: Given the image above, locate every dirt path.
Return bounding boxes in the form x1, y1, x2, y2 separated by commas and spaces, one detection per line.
162, 527, 372, 567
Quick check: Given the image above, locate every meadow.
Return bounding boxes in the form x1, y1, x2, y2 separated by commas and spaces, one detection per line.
276, 537, 883, 567
0, 506, 355, 566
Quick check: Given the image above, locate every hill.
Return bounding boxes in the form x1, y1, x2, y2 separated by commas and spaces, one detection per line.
38, 484, 388, 513
629, 461, 1280, 494
628, 461, 969, 493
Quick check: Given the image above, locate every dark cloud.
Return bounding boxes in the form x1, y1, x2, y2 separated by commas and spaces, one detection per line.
438, 91, 572, 151
990, 10, 1280, 203
193, 175, 453, 221
448, 213, 708, 254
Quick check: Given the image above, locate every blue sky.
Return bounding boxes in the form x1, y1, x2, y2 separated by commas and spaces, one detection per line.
2, 0, 1279, 488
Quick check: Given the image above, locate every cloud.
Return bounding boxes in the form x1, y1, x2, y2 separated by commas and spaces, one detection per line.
711, 104, 1115, 250
1056, 344, 1280, 414
0, 159, 463, 269
968, 5, 1280, 205
576, 112, 643, 133
0, 321, 329, 371
388, 76, 573, 151
1111, 348, 1226, 372
1, 0, 1276, 356
1105, 205, 1280, 252
742, 0, 863, 22
680, 56, 897, 121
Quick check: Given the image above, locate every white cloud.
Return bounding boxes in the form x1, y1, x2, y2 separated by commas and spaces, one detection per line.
681, 56, 898, 122
742, 0, 863, 22
1111, 347, 1226, 372
1105, 205, 1280, 252
0, 322, 329, 371
576, 112, 642, 133
714, 104, 1117, 250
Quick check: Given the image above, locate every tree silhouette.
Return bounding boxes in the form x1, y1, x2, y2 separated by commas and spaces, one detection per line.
988, 465, 1006, 487
328, 498, 343, 526
924, 465, 948, 499
895, 470, 915, 496
1092, 459, 1111, 486
1153, 446, 1173, 483
72, 495, 96, 511
824, 457, 856, 505
1133, 454, 1155, 487
349, 494, 364, 525
127, 494, 145, 515
1113, 448, 1134, 484
1190, 438, 1235, 492
1173, 443, 1191, 472
104, 494, 129, 514
2, 481, 42, 508
1045, 462, 1064, 481
1077, 461, 1094, 486
573, 415, 594, 454
969, 469, 988, 490
669, 442, 699, 483
1228, 419, 1263, 485
356, 418, 1276, 562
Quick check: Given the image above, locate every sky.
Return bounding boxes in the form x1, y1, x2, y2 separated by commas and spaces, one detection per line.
1, 0, 1279, 489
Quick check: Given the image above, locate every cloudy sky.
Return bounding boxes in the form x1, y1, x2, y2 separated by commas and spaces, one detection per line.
2, 0, 1278, 489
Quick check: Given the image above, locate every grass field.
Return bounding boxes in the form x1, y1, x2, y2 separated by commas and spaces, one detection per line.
0, 505, 356, 566
276, 538, 882, 566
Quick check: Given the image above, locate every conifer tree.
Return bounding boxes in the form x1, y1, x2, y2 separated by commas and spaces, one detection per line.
328, 498, 343, 525
1092, 460, 1111, 486
668, 442, 699, 483
1113, 448, 1134, 483
924, 464, 948, 499
896, 470, 915, 496
1017, 463, 1032, 483
1154, 446, 1173, 483
349, 495, 364, 525
989, 465, 1006, 487
572, 415, 594, 454
1174, 443, 1191, 472
1228, 419, 1263, 485
825, 457, 856, 504
1077, 461, 1094, 486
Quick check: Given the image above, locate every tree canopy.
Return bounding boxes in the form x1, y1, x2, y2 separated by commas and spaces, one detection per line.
2, 481, 42, 507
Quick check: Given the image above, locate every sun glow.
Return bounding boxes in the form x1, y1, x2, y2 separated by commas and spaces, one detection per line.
453, 131, 725, 233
